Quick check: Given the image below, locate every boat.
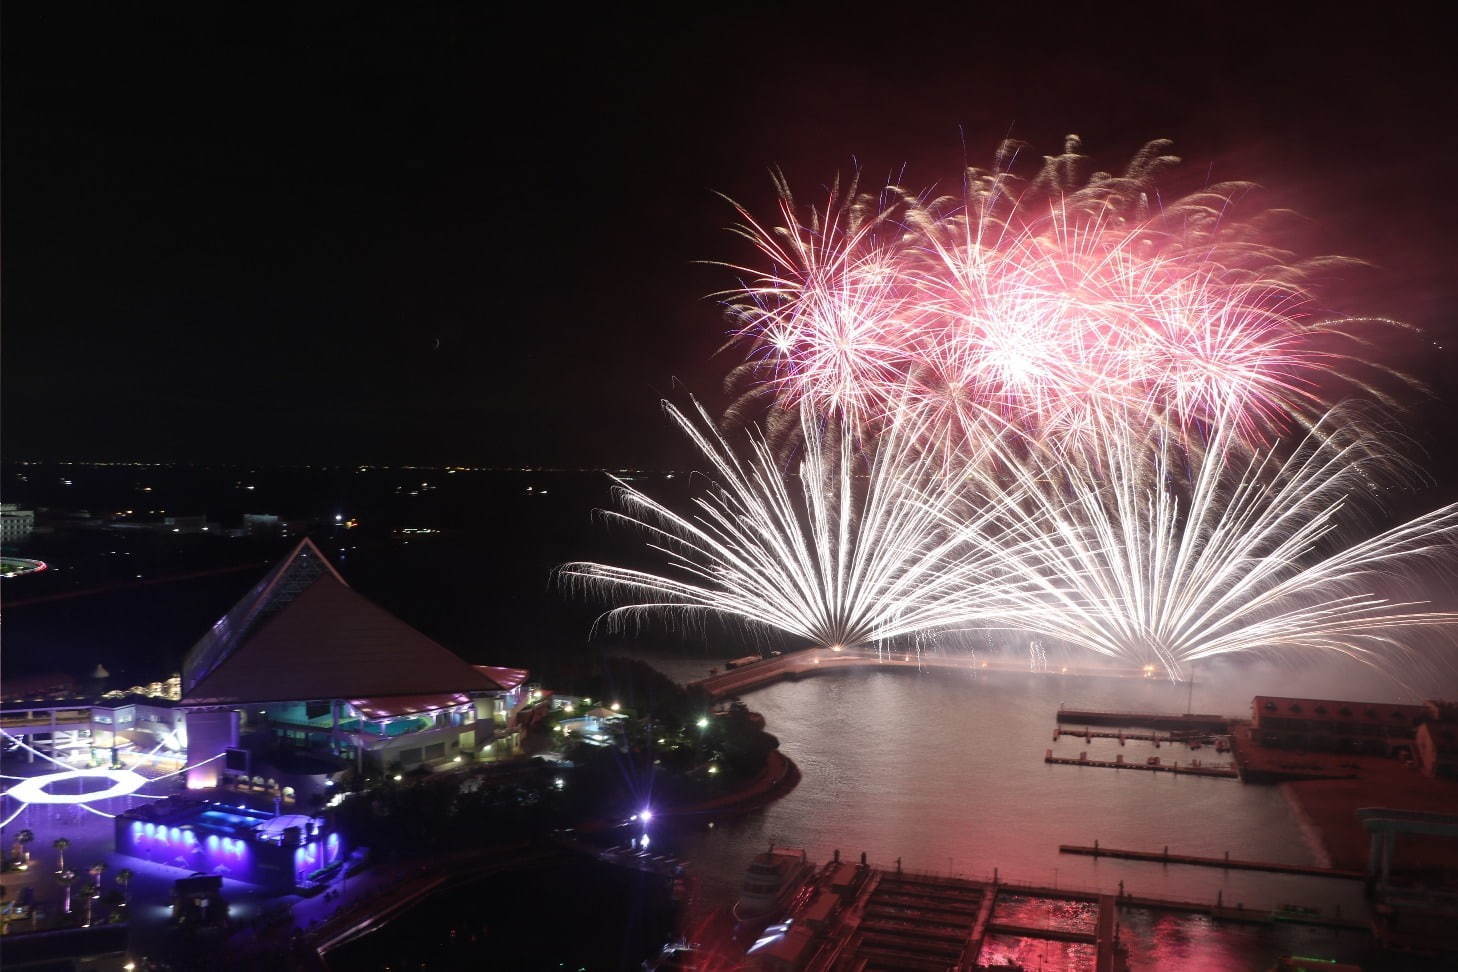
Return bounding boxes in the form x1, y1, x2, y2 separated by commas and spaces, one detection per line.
642, 939, 702, 970
734, 846, 813, 922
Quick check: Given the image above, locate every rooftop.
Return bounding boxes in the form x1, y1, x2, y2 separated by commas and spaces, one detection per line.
181, 538, 506, 706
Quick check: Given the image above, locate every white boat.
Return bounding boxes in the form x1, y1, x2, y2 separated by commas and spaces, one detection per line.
734, 846, 812, 921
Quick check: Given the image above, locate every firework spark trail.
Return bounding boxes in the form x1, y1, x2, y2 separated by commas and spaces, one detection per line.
955, 405, 1458, 679
567, 137, 1458, 680
561, 399, 1047, 650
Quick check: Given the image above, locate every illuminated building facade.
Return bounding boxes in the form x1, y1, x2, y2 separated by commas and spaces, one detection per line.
116, 799, 344, 892
0, 503, 36, 544
1251, 695, 1431, 755
180, 539, 528, 797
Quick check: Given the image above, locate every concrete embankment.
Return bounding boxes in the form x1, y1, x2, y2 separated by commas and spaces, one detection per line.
660, 749, 800, 819
691, 648, 1148, 699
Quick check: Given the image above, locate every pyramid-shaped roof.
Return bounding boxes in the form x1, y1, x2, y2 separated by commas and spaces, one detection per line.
181, 538, 500, 706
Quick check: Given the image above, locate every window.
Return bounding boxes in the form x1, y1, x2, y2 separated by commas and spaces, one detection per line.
1315, 705, 1327, 715
1339, 707, 1352, 717
1289, 704, 1302, 714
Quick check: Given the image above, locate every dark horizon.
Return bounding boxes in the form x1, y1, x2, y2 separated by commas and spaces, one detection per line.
5, 5, 1458, 471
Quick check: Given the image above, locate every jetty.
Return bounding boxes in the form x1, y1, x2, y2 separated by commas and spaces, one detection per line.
1053, 726, 1216, 745
1044, 749, 1237, 778
1059, 843, 1365, 880
749, 858, 1364, 970
1055, 707, 1231, 732
690, 647, 1148, 699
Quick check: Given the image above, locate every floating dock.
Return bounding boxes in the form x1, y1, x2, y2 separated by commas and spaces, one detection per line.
1059, 843, 1365, 880
1045, 749, 1238, 778
1054, 726, 1217, 745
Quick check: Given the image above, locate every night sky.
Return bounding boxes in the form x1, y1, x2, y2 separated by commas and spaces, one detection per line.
5, 4, 1457, 471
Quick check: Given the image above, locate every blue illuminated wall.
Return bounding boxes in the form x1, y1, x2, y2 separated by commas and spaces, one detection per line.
116, 802, 343, 893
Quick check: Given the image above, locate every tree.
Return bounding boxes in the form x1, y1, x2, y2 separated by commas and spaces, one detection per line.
57, 869, 76, 916
115, 868, 134, 909
81, 882, 98, 926
16, 829, 34, 867
52, 837, 70, 873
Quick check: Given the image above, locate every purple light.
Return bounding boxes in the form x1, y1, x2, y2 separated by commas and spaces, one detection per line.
640, 808, 653, 824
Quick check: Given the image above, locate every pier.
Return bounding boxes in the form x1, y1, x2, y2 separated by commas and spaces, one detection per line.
1044, 749, 1238, 778
993, 880, 1366, 931
1053, 725, 1216, 744
690, 647, 1148, 699
1055, 707, 1231, 731
756, 859, 1365, 970
1059, 843, 1365, 880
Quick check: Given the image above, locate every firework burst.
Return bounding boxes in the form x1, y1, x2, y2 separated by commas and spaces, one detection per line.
568, 136, 1456, 681
721, 136, 1405, 443
959, 405, 1458, 679
562, 399, 1038, 650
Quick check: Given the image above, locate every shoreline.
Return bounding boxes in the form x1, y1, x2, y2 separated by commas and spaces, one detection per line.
660, 748, 800, 819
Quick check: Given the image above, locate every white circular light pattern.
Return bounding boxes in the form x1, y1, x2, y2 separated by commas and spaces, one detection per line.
5, 768, 148, 805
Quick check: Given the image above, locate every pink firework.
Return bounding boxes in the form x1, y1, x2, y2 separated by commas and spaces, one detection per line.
719, 137, 1391, 442
719, 175, 923, 417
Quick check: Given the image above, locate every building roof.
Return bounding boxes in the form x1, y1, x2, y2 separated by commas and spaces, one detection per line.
473, 665, 529, 692
1252, 695, 1427, 726
349, 693, 474, 719
181, 539, 503, 706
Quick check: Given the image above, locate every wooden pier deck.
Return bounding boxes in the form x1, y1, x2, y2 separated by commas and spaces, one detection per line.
1060, 843, 1365, 880
1054, 726, 1214, 744
1044, 751, 1238, 778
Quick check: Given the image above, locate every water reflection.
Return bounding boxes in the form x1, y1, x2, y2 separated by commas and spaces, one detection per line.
624, 654, 1373, 963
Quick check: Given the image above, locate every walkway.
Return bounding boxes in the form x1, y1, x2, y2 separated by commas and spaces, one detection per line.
689, 648, 1147, 699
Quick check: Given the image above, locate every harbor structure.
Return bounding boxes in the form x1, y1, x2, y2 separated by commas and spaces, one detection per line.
1249, 695, 1430, 755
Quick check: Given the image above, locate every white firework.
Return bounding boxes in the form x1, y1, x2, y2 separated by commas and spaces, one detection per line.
962, 405, 1458, 679
562, 399, 1033, 651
